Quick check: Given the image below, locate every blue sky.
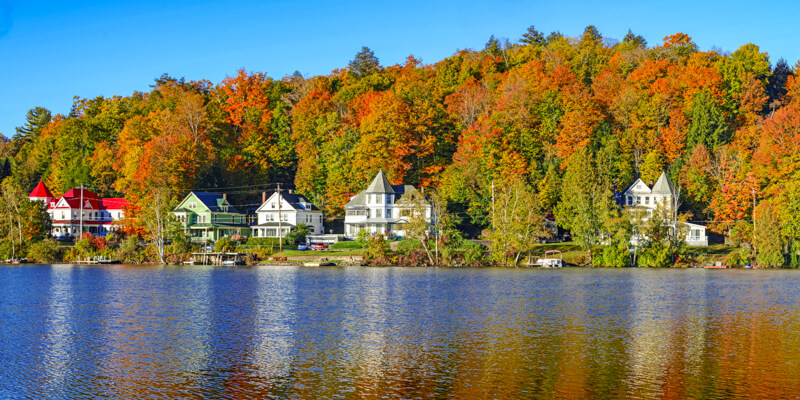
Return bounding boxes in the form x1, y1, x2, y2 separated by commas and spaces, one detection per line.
0, 0, 797, 137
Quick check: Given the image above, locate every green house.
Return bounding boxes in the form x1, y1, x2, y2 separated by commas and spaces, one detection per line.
172, 192, 250, 243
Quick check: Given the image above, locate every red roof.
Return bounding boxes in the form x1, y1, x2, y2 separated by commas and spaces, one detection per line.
101, 198, 128, 210
62, 188, 100, 200
41, 183, 128, 211
29, 181, 54, 199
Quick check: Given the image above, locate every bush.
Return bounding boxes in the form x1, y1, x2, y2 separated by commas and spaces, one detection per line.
356, 229, 370, 248
397, 239, 421, 254
215, 237, 235, 252
365, 233, 392, 265
602, 243, 630, 267
727, 247, 751, 267
116, 237, 146, 264
28, 239, 62, 263
462, 243, 487, 266
284, 223, 310, 246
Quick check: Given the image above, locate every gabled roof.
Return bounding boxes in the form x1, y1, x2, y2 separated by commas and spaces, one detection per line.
651, 172, 675, 195
29, 180, 53, 199
62, 188, 100, 200
345, 182, 423, 208
257, 192, 321, 212
365, 170, 395, 194
184, 192, 243, 214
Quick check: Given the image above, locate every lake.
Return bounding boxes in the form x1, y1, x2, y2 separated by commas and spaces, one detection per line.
1, 265, 799, 399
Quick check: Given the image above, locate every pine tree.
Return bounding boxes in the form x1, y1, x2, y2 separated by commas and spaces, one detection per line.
348, 46, 381, 78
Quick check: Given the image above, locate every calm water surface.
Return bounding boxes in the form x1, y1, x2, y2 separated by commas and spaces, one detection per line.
1, 265, 800, 399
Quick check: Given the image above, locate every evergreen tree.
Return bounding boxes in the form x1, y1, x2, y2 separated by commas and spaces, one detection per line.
622, 29, 647, 47
13, 107, 51, 144
520, 25, 544, 45
483, 35, 501, 56
767, 58, 793, 105
348, 46, 381, 78
755, 200, 784, 267
687, 90, 730, 150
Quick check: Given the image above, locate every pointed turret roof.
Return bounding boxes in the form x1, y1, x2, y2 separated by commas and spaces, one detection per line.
651, 171, 675, 195
365, 170, 395, 194
29, 180, 54, 199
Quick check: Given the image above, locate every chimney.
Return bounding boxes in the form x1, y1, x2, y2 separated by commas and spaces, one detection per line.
262, 192, 266, 203
223, 193, 227, 200
648, 180, 654, 187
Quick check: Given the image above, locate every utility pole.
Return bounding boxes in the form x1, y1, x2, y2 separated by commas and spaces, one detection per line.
277, 183, 282, 252
753, 188, 757, 260
79, 183, 84, 239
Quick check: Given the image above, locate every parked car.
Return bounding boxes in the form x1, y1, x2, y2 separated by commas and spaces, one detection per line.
313, 243, 327, 251
297, 243, 308, 251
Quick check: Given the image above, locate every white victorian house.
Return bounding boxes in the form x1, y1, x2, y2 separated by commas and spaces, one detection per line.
343, 170, 431, 239
621, 171, 708, 246
252, 191, 324, 238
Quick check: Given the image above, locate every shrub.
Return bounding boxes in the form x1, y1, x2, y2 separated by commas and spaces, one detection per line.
365, 233, 392, 265
284, 223, 310, 246
215, 237, 235, 252
463, 243, 487, 266
28, 239, 62, 263
356, 229, 370, 248
397, 239, 421, 254
116, 237, 146, 264
727, 247, 751, 267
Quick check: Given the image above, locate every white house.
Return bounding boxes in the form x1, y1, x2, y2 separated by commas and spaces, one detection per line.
28, 181, 128, 239
252, 191, 324, 238
621, 171, 708, 246
343, 170, 431, 239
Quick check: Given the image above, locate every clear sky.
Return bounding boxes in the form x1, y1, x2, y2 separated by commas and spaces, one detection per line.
1, 0, 797, 137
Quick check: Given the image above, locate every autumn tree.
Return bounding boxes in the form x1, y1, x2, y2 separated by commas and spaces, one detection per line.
488, 178, 544, 266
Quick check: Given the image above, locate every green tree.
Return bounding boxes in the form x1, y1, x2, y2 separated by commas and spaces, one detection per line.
779, 181, 800, 267
348, 46, 381, 78
622, 29, 647, 48
13, 107, 51, 144
489, 179, 544, 266
520, 25, 544, 45
686, 90, 730, 150
556, 148, 614, 262
754, 200, 784, 267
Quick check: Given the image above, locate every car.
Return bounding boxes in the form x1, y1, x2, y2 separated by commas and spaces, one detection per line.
313, 243, 327, 251
297, 243, 308, 251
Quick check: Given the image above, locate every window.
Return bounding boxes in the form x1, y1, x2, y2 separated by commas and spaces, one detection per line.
281, 213, 288, 222
627, 196, 633, 206
212, 214, 217, 222
645, 197, 650, 205
636, 196, 641, 205
378, 195, 383, 204
189, 203, 196, 209
376, 209, 382, 218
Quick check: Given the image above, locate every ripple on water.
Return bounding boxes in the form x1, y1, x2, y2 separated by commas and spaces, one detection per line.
2, 266, 800, 399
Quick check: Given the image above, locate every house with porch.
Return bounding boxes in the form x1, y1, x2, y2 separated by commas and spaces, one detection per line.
28, 181, 128, 239
343, 170, 431, 239
172, 192, 250, 243
251, 191, 324, 238
620, 172, 708, 246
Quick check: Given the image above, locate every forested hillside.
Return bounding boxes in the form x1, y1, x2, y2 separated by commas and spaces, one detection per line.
4, 26, 799, 255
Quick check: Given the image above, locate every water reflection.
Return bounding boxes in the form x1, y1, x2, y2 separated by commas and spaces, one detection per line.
3, 266, 800, 398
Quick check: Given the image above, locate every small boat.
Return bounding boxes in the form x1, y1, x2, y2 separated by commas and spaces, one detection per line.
303, 262, 336, 267
534, 250, 565, 268
222, 260, 245, 266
